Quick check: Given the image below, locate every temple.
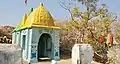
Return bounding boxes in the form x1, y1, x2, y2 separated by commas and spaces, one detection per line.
12, 3, 60, 63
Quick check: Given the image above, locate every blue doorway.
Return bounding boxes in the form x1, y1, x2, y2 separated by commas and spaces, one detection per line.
37, 33, 52, 61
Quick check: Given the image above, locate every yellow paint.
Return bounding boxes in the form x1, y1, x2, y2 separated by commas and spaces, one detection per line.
21, 14, 27, 29
32, 25, 60, 29
14, 3, 60, 32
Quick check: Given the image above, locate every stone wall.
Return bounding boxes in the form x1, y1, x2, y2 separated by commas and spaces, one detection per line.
0, 44, 22, 64
72, 44, 94, 64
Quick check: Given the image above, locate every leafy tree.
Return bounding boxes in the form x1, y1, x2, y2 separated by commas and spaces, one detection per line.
59, 0, 117, 52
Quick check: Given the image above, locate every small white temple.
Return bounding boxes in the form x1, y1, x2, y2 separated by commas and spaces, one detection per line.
12, 3, 60, 63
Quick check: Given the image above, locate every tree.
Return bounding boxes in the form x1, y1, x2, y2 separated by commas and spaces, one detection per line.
59, 0, 117, 51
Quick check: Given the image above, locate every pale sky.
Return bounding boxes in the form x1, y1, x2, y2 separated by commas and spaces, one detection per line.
0, 0, 120, 26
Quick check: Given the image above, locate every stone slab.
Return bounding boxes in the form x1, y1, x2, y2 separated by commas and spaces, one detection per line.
0, 43, 22, 64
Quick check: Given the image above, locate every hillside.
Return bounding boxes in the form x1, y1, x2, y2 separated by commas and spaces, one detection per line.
0, 26, 15, 43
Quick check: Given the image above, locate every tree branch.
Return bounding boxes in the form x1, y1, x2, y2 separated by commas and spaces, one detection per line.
60, 2, 78, 24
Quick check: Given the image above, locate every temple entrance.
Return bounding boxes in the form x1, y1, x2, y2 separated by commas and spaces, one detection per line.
37, 33, 52, 61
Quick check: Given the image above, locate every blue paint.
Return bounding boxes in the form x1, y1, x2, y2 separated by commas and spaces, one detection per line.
55, 52, 58, 56
12, 28, 60, 63
31, 53, 36, 59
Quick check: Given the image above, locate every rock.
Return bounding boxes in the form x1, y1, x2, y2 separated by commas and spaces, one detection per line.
0, 44, 22, 64
72, 44, 94, 64
93, 51, 108, 63
91, 61, 103, 64
51, 60, 58, 64
0, 26, 14, 39
0, 36, 12, 44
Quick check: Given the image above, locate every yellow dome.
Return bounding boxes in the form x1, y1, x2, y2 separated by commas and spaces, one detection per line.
25, 3, 55, 27
14, 3, 60, 32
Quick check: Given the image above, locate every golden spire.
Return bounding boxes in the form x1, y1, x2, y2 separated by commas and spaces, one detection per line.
21, 14, 27, 25
40, 2, 43, 6
13, 3, 60, 32
32, 2, 55, 26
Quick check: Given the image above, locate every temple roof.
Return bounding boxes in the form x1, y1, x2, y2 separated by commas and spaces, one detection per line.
13, 3, 60, 32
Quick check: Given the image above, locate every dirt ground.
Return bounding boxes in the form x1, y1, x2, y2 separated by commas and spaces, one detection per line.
23, 54, 102, 64
24, 59, 102, 64
37, 59, 72, 64
37, 59, 103, 64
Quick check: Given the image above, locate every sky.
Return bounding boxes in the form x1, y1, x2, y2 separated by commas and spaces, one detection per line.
0, 0, 120, 26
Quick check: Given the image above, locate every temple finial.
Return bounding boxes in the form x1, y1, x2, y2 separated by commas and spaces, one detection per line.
40, 3, 43, 6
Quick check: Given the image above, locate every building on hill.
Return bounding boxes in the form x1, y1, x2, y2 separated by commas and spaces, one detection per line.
12, 3, 60, 63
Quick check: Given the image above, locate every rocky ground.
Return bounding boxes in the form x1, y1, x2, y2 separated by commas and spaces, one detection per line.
0, 26, 14, 44
0, 26, 14, 39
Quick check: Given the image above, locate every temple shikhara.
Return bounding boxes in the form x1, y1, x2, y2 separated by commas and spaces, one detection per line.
12, 3, 60, 63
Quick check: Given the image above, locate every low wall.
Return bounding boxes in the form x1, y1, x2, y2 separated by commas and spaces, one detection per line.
72, 44, 94, 64
0, 44, 22, 64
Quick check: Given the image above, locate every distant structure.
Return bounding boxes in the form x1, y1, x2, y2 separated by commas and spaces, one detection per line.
12, 3, 60, 63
